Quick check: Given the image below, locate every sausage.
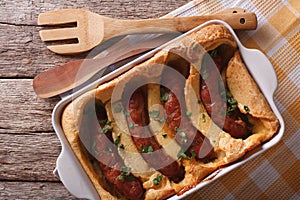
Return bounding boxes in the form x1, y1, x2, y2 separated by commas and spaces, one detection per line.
93, 103, 145, 200
200, 51, 249, 138
126, 90, 185, 183
162, 75, 214, 160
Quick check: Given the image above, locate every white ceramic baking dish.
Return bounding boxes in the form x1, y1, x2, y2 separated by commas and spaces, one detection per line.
51, 20, 285, 200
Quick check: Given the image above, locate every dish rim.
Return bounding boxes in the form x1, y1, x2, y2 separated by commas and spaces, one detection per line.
51, 20, 285, 200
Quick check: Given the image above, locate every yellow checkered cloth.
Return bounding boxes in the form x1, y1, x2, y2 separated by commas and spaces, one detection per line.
168, 0, 300, 199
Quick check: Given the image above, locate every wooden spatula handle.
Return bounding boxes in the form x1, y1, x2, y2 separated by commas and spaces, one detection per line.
105, 13, 257, 40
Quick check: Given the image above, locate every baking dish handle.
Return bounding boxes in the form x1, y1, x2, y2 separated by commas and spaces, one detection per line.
54, 147, 100, 200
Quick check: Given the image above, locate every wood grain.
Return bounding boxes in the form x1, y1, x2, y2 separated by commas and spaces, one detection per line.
0, 0, 190, 78
0, 0, 190, 199
0, 132, 61, 181
0, 79, 59, 133
0, 182, 76, 199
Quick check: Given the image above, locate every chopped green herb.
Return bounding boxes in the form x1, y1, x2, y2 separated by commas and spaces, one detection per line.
174, 127, 179, 132
114, 135, 121, 145
124, 110, 130, 117
100, 121, 113, 134
160, 88, 169, 103
202, 71, 210, 80
210, 49, 218, 58
158, 118, 166, 123
117, 166, 131, 181
226, 105, 237, 115
178, 130, 188, 143
118, 144, 125, 151
125, 176, 136, 181
149, 110, 160, 118
98, 119, 107, 126
190, 149, 196, 159
106, 146, 113, 153
141, 146, 154, 154
128, 122, 135, 129
202, 113, 206, 122
114, 105, 123, 113
186, 111, 192, 117
175, 126, 187, 143
244, 105, 250, 113
153, 175, 163, 186
226, 91, 238, 115
177, 148, 190, 160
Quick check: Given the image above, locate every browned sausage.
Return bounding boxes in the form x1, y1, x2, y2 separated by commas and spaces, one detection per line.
200, 52, 249, 139
126, 90, 185, 183
161, 68, 215, 161
92, 103, 145, 200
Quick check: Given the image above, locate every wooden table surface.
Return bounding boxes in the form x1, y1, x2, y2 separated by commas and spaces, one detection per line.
0, 0, 191, 199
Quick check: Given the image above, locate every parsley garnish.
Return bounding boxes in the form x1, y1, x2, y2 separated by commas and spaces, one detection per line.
153, 175, 163, 186
175, 127, 188, 143
114, 135, 121, 145
149, 110, 160, 118
226, 91, 238, 115
202, 113, 206, 122
128, 122, 135, 129
186, 111, 192, 117
244, 105, 250, 113
118, 144, 125, 151
116, 166, 131, 181
190, 149, 196, 159
160, 87, 169, 103
141, 146, 154, 154
202, 71, 210, 80
100, 121, 113, 134
177, 148, 190, 160
114, 105, 123, 113
124, 110, 130, 117
150, 110, 166, 123
98, 119, 107, 126
157, 118, 166, 123
210, 49, 218, 58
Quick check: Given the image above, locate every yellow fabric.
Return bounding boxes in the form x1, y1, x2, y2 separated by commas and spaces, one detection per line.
168, 0, 300, 199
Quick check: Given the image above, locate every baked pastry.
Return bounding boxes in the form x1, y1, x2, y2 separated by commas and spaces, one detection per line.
61, 24, 279, 200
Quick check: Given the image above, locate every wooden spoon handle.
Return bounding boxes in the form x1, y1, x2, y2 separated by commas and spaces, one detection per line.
105, 13, 257, 40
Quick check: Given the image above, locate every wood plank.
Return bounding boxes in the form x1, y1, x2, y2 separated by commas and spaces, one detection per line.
0, 181, 76, 199
0, 0, 190, 77
0, 79, 59, 133
0, 0, 190, 24
0, 132, 61, 181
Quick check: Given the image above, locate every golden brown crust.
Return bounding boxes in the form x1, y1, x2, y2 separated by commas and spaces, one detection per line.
61, 24, 279, 200
226, 51, 279, 133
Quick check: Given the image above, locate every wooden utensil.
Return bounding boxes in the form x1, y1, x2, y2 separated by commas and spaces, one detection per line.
38, 9, 257, 54
34, 8, 256, 98
33, 34, 178, 98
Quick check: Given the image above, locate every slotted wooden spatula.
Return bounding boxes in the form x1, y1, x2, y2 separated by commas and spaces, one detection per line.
38, 9, 257, 54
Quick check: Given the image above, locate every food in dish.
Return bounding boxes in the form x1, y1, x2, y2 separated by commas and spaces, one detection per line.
61, 24, 279, 200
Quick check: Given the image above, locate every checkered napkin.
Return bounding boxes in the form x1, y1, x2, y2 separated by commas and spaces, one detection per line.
167, 0, 300, 199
